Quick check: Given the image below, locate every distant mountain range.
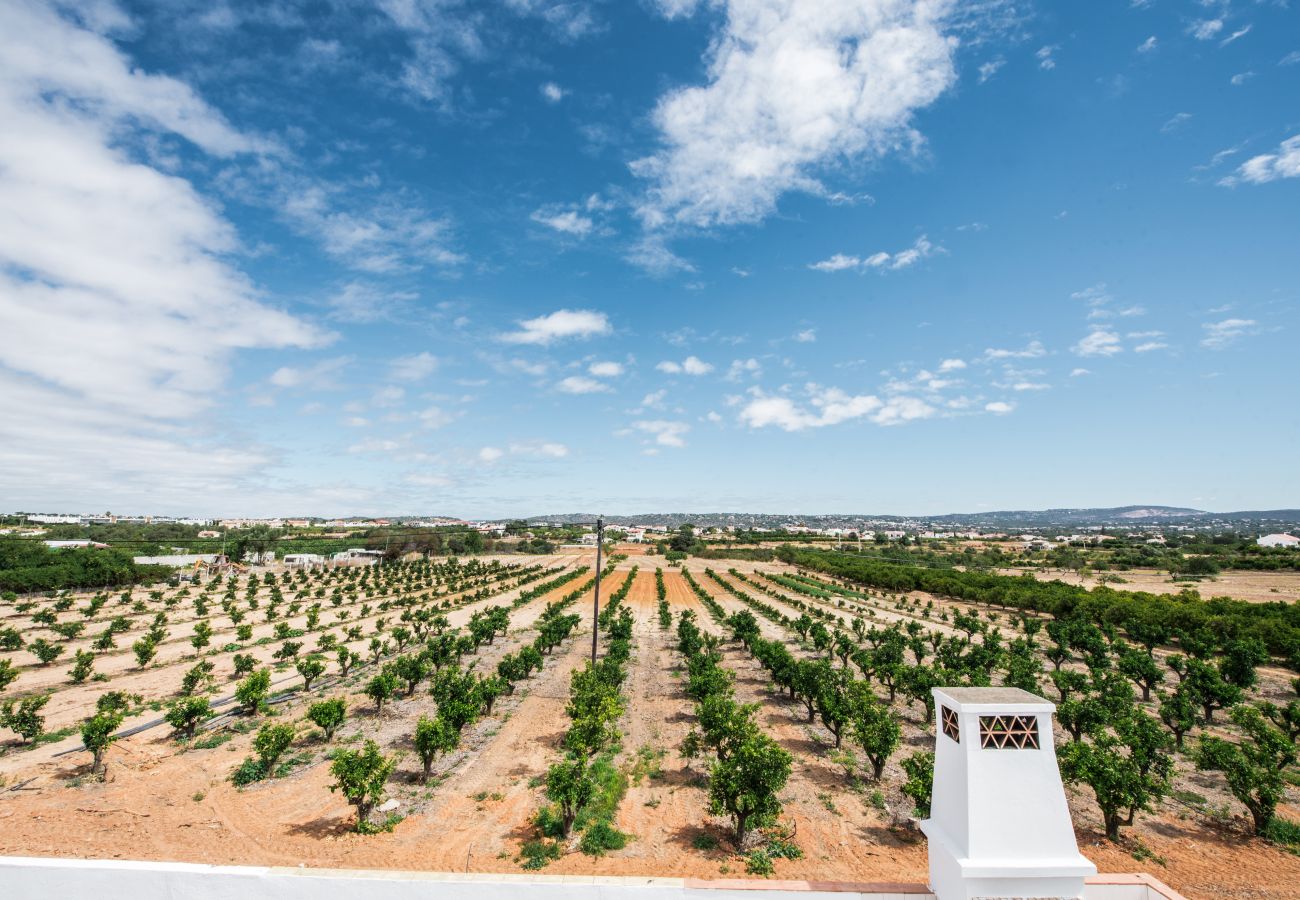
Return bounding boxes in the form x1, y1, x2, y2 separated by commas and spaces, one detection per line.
516, 506, 1300, 531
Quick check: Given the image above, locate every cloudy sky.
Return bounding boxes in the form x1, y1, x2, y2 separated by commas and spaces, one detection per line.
1, 0, 1296, 519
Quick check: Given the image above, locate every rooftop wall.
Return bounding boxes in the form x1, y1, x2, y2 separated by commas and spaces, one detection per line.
0, 856, 1187, 900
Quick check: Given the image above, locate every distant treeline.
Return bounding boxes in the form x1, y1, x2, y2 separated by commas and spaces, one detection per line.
778, 546, 1300, 667
0, 537, 171, 594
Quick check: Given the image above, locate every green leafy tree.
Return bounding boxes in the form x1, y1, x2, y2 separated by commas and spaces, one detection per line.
365, 670, 399, 712
235, 668, 272, 715
413, 714, 459, 782
69, 649, 95, 684
296, 654, 326, 690
901, 750, 934, 817
232, 652, 257, 676
253, 722, 295, 775
545, 753, 595, 837
1195, 704, 1298, 834
329, 739, 397, 831
847, 683, 900, 780
0, 658, 17, 693
29, 637, 65, 666
165, 695, 211, 739
191, 620, 214, 651
1058, 711, 1174, 841
132, 636, 158, 668
307, 697, 347, 741
80, 709, 124, 776
1, 693, 50, 743
708, 733, 792, 847
1185, 659, 1242, 725
1159, 686, 1199, 750
1117, 645, 1164, 702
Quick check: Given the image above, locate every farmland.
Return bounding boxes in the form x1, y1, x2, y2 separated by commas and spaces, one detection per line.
3, 551, 1300, 898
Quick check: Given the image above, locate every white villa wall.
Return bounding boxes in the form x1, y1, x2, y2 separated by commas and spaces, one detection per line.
0, 857, 1187, 900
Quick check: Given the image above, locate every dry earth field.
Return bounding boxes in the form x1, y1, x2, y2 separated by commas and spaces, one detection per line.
3, 552, 1300, 898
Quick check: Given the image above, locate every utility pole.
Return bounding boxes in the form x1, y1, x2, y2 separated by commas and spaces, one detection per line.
590, 516, 604, 665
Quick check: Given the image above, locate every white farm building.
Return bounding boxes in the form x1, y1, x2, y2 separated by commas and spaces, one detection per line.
1258, 533, 1300, 549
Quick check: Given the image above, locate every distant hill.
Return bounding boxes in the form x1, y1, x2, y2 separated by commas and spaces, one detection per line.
516, 506, 1300, 531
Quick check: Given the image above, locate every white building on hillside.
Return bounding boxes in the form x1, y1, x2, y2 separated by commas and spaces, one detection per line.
1258, 533, 1300, 549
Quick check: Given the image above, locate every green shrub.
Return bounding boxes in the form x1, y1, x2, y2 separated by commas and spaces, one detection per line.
578, 819, 629, 856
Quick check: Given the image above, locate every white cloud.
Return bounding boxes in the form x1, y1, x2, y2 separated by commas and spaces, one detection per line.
1072, 328, 1122, 357
371, 385, 406, 407
416, 406, 456, 429
509, 440, 569, 458
633, 419, 690, 448
938, 358, 966, 371
1201, 318, 1258, 349
978, 57, 1005, 83
725, 358, 762, 381
588, 361, 625, 377
1221, 135, 1300, 185
390, 352, 439, 381
982, 340, 1047, 361
1070, 368, 1090, 377
1036, 45, 1058, 70
810, 235, 940, 273
556, 375, 612, 394
631, 0, 960, 230
1137, 36, 1157, 53
794, 328, 817, 343
1161, 112, 1192, 133
1189, 19, 1223, 41
738, 384, 934, 431
268, 357, 351, 389
500, 308, 612, 345
625, 236, 697, 274
657, 355, 714, 375
540, 81, 566, 103
480, 440, 569, 462
984, 400, 1015, 415
1133, 341, 1167, 353
530, 206, 594, 236
637, 389, 668, 411
326, 281, 417, 323
1230, 71, 1254, 86
1220, 25, 1252, 47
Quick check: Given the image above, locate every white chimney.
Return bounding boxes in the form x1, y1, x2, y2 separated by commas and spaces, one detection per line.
921, 687, 1096, 900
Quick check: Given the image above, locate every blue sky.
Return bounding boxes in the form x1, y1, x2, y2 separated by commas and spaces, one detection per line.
0, 0, 1296, 519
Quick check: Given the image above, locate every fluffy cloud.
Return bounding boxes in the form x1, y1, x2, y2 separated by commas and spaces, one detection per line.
1201, 318, 1258, 349
531, 206, 594, 236
809, 235, 939, 273
985, 400, 1015, 414
390, 352, 440, 381
793, 329, 817, 343
1072, 328, 1122, 357
631, 0, 959, 229
540, 81, 566, 102
1222, 135, 1300, 186
657, 355, 714, 375
982, 341, 1046, 361
938, 358, 966, 371
0, 2, 340, 511
588, 361, 625, 377
726, 358, 762, 381
1188, 19, 1223, 41
633, 419, 690, 448
500, 308, 612, 345
737, 385, 935, 431
556, 375, 612, 394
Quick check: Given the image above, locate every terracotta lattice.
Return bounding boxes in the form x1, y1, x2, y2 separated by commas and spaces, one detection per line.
979, 714, 1039, 749
941, 705, 960, 743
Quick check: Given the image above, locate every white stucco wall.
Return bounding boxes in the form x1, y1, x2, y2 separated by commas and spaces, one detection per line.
0, 856, 1184, 900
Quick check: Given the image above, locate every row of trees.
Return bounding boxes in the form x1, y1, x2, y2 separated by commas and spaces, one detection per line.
757, 563, 1300, 842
